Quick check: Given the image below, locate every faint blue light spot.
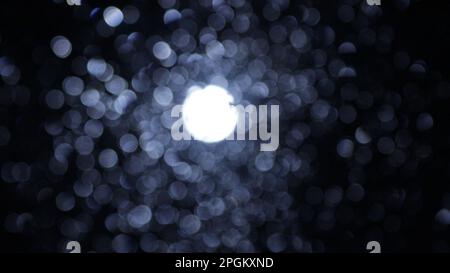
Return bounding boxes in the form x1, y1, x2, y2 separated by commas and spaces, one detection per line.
103, 6, 124, 27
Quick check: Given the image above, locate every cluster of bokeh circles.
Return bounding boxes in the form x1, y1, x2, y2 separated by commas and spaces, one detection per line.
1, 0, 449, 252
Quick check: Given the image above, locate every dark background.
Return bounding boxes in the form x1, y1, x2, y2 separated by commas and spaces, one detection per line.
0, 0, 449, 252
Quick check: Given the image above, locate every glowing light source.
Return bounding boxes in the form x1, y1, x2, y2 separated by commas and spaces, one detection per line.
182, 85, 238, 143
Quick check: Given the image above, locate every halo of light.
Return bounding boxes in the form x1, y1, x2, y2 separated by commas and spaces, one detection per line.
182, 85, 238, 143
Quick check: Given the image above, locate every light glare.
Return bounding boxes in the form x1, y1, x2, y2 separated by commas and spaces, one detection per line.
182, 85, 238, 143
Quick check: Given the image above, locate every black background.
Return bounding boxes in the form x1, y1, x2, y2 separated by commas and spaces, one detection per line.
0, 0, 449, 252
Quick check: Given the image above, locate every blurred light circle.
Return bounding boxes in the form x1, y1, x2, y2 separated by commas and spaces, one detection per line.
103, 6, 124, 27
45, 89, 65, 109
63, 76, 84, 96
337, 139, 354, 158
98, 149, 118, 168
255, 152, 275, 172
50, 35, 72, 59
182, 85, 238, 143
56, 192, 75, 212
119, 134, 138, 153
179, 214, 201, 235
123, 5, 140, 24
169, 181, 187, 200
164, 9, 182, 25
127, 205, 152, 228
153, 86, 173, 106
267, 233, 287, 253
416, 113, 433, 131
153, 41, 172, 60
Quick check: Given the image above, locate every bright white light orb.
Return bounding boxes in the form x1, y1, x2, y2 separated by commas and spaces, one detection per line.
182, 85, 238, 143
